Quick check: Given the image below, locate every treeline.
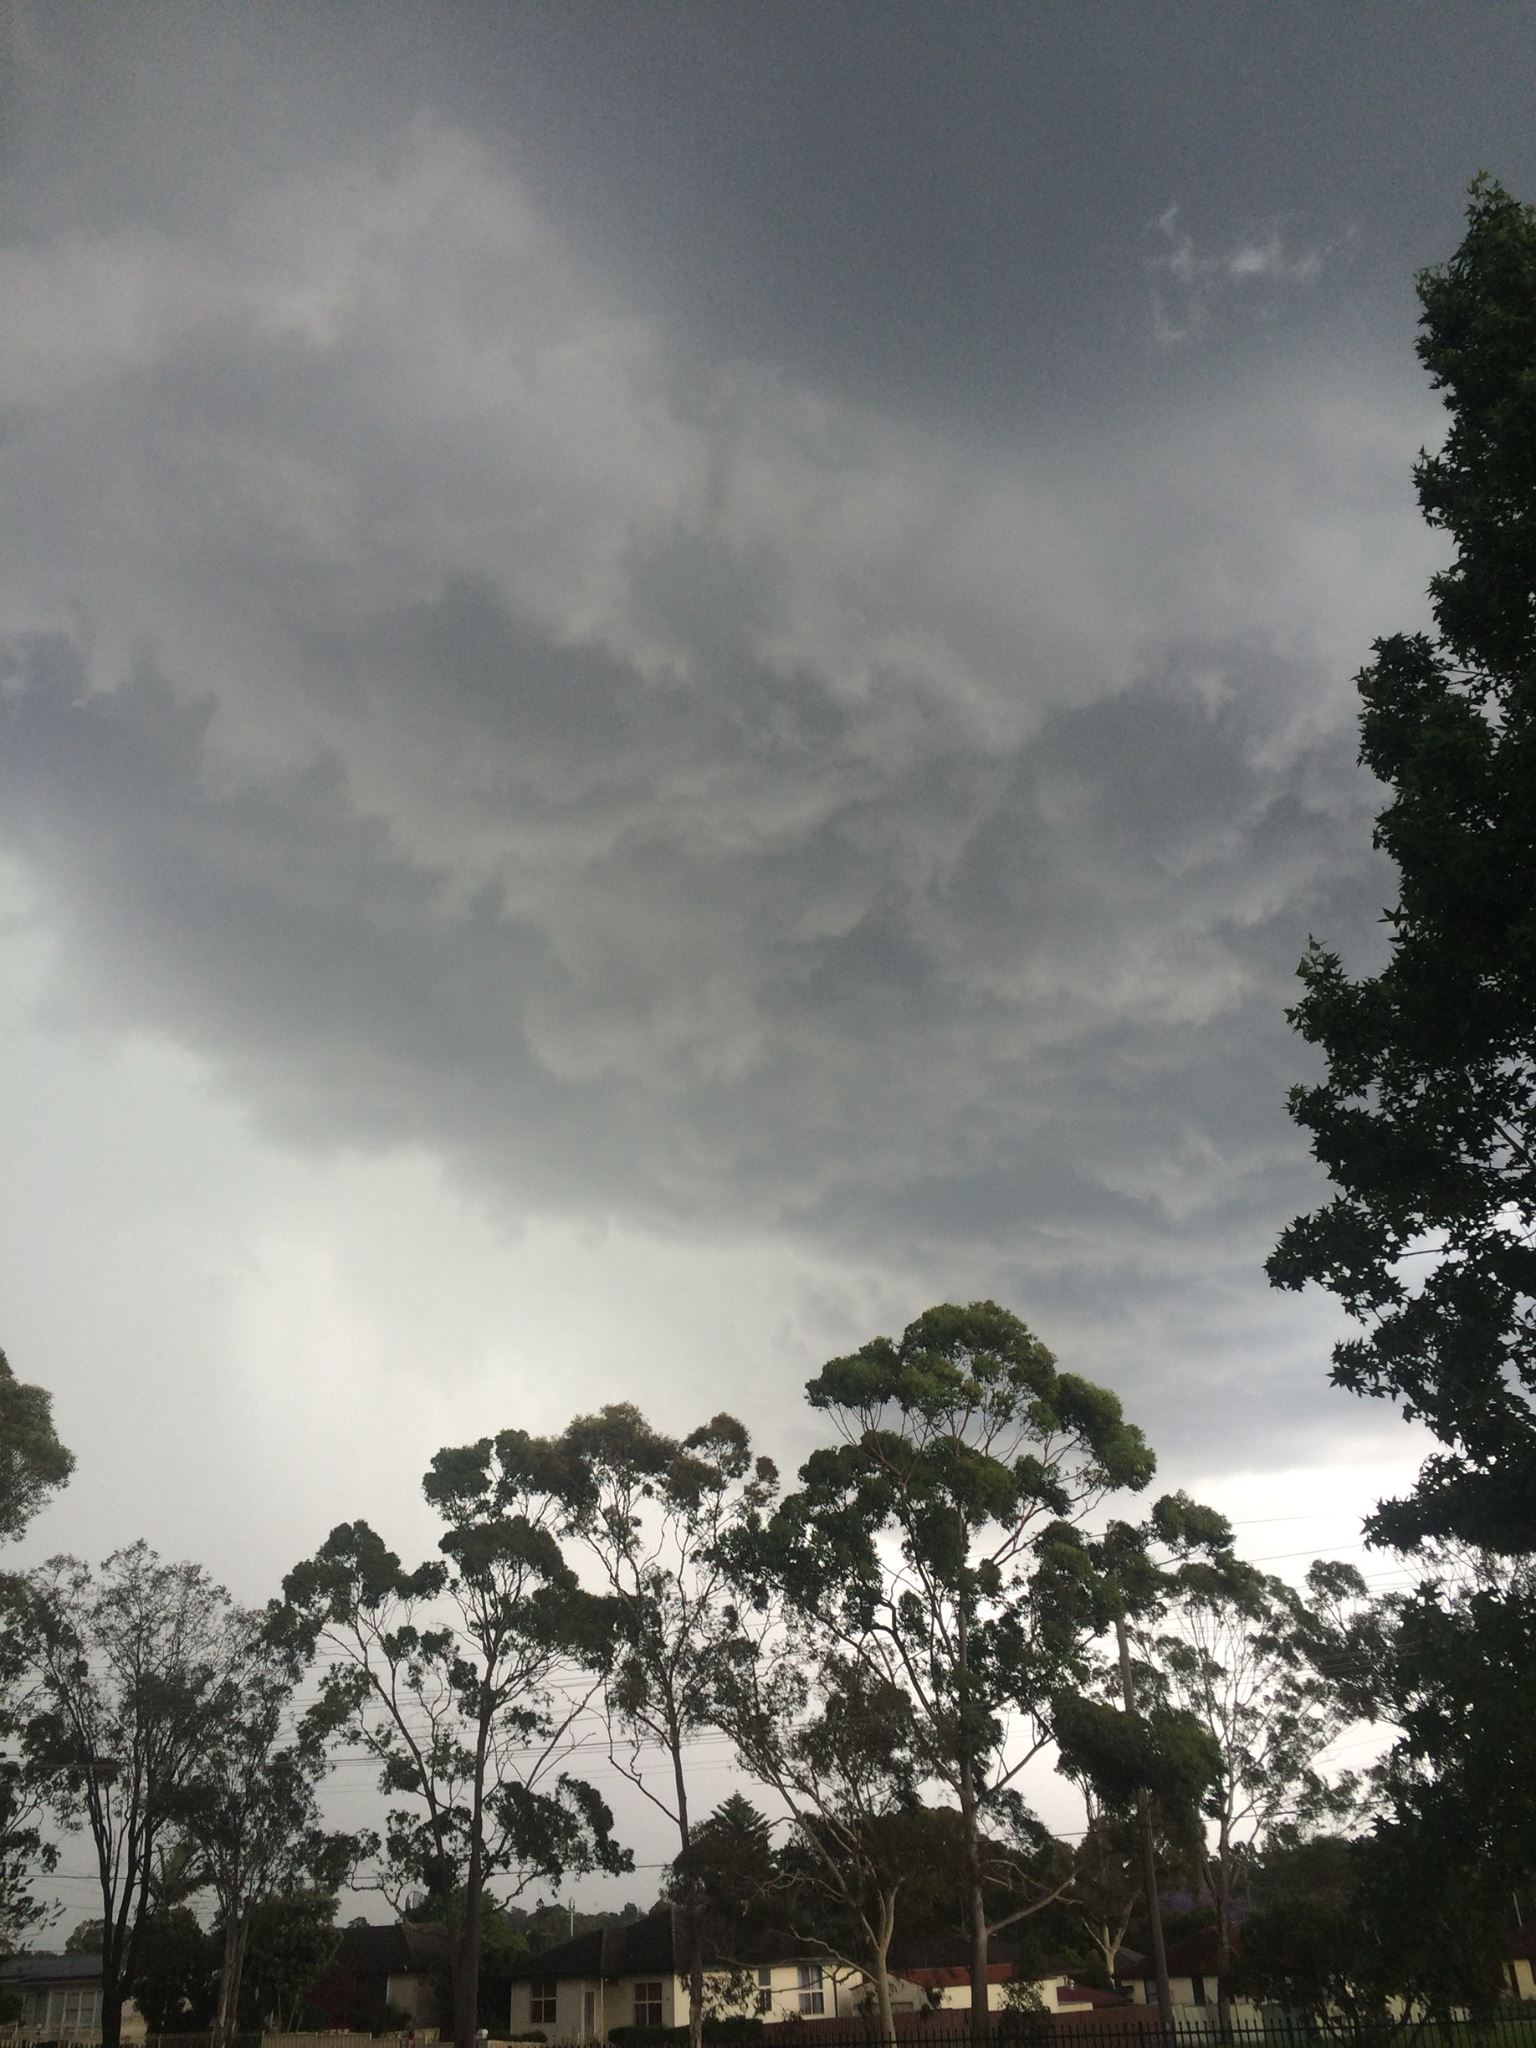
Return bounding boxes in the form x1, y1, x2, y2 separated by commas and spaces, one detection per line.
1, 1308, 1527, 2048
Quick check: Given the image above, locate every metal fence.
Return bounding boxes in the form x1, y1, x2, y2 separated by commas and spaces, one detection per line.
655, 2018, 1536, 2048
5, 2022, 1534, 2048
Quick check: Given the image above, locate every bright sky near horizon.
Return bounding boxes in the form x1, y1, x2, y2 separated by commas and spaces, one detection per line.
5, 0, 1529, 1924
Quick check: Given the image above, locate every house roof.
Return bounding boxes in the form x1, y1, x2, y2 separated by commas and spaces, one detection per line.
1508, 1925, 1536, 1962
510, 1908, 680, 1983
899, 1965, 1019, 1987
0, 1953, 105, 1987
330, 1922, 451, 1980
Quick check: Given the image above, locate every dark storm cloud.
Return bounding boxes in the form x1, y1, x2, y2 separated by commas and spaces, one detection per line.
4, 3, 1518, 1474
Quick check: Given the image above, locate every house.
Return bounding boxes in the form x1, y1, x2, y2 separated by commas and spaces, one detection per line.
885, 1956, 1131, 2017
0, 1952, 146, 2042
510, 1911, 1133, 2040
508, 1906, 869, 2039
308, 1921, 450, 2033
1127, 1929, 1260, 2025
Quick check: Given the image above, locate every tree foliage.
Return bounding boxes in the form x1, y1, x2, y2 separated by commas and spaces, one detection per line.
276, 1435, 630, 2048
733, 1301, 1155, 2036
549, 1403, 777, 2048
14, 1545, 242, 2048
1268, 175, 1536, 1558
1269, 172, 1536, 1912
0, 1350, 73, 1549
235, 1890, 341, 2033
172, 1628, 370, 2048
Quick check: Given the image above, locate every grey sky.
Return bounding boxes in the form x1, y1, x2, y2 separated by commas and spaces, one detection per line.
2, 0, 1527, 1914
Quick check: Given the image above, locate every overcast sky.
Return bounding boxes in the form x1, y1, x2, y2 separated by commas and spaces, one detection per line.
5, 1, 1534, 1916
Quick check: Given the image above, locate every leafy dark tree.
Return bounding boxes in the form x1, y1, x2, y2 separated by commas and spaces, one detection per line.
64, 1916, 107, 1954
0, 1348, 73, 1943
1345, 1545, 1536, 1956
1268, 172, 1536, 1905
0, 1750, 57, 1948
236, 1890, 341, 2032
1237, 1828, 1508, 2032
0, 1350, 73, 1547
276, 1435, 631, 2048
174, 1627, 372, 2048
736, 1303, 1156, 2040
663, 1793, 778, 1968
550, 1403, 777, 2048
14, 1545, 242, 2048
130, 1906, 216, 2032
1270, 173, 1536, 1556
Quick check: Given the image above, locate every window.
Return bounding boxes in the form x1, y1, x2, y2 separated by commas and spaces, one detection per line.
756, 1967, 773, 2015
530, 1979, 558, 2025
51, 1989, 103, 2034
634, 1982, 664, 2028
1189, 1975, 1207, 2008
796, 1965, 824, 2017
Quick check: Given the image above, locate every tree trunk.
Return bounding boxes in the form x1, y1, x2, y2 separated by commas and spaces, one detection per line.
99, 1988, 124, 2048
1117, 1617, 1171, 2033
215, 1910, 252, 2048
967, 1862, 991, 2048
1213, 1821, 1232, 2039
456, 1707, 492, 2048
669, 1723, 705, 2048
869, 1887, 899, 2046
872, 1955, 897, 2045
956, 1599, 989, 2046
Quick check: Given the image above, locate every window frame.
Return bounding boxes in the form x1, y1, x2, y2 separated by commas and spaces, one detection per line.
530, 1979, 559, 2025
634, 1980, 665, 2028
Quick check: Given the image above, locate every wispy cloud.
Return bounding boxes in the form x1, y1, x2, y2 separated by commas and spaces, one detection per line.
1146, 203, 1346, 344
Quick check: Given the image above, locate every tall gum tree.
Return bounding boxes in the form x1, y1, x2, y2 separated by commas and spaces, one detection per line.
1149, 1558, 1367, 2034
276, 1435, 630, 2048
713, 1640, 929, 2039
547, 1405, 777, 2048
734, 1302, 1156, 2042
173, 1627, 371, 2048
16, 1545, 242, 2048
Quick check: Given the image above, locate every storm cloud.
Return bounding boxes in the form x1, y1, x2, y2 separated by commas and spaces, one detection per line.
4, 6, 1533, 1608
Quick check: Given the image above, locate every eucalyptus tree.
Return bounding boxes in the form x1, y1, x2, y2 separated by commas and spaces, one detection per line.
275, 1434, 630, 2048
736, 1301, 1157, 2040
174, 1628, 371, 2048
1048, 1496, 1233, 2022
1150, 1557, 1367, 2032
0, 1347, 74, 1942
714, 1640, 930, 2040
550, 1403, 778, 2048
15, 1544, 243, 2048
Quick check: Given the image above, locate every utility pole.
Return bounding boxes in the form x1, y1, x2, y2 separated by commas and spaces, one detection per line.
1117, 1614, 1172, 2029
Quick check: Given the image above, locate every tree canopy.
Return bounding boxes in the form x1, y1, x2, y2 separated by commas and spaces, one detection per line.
1269, 174, 1536, 1915
0, 1350, 73, 1548
1269, 176, 1536, 1560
